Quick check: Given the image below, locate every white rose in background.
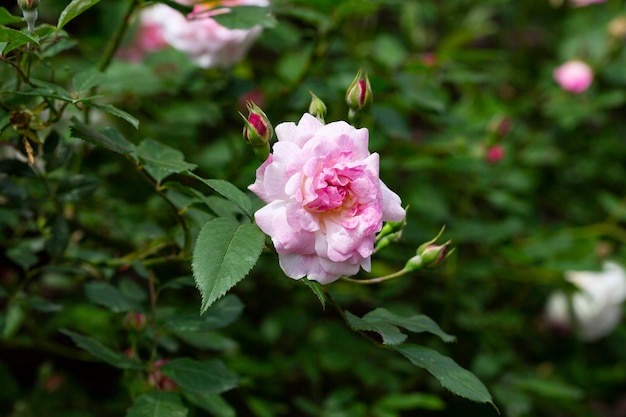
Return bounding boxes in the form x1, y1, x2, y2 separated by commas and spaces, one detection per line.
544, 261, 626, 341
123, 0, 269, 68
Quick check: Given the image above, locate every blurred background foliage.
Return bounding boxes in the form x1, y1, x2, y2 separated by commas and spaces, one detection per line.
2, 0, 626, 416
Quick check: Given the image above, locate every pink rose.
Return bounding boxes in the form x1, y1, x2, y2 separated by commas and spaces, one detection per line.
125, 0, 268, 68
249, 113, 406, 284
553, 60, 593, 93
485, 144, 505, 164
569, 0, 605, 7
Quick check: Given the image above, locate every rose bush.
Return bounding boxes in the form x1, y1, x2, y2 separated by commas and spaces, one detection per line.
124, 0, 268, 68
544, 261, 626, 341
249, 113, 406, 284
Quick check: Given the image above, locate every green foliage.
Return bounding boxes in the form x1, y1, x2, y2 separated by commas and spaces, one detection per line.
3, 0, 626, 416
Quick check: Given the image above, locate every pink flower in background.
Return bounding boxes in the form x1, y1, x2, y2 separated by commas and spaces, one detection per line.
123, 0, 268, 68
544, 261, 626, 341
570, 0, 605, 7
485, 144, 505, 164
249, 113, 406, 284
553, 60, 593, 93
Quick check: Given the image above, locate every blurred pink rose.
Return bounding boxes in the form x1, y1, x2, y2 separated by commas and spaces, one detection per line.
124, 0, 268, 68
570, 0, 605, 7
249, 113, 405, 284
544, 261, 626, 341
553, 60, 593, 93
485, 144, 505, 164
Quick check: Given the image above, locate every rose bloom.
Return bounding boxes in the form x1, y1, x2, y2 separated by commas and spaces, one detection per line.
553, 60, 594, 93
544, 261, 626, 341
485, 144, 505, 164
124, 0, 268, 68
570, 0, 605, 7
249, 113, 406, 284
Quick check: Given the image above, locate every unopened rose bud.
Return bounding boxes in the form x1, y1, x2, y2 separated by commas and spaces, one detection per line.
123, 312, 147, 331
308, 91, 327, 123
18, 0, 39, 32
404, 254, 424, 272
553, 60, 593, 94
242, 101, 272, 146
488, 116, 512, 138
18, 0, 39, 11
418, 244, 449, 269
346, 68, 372, 112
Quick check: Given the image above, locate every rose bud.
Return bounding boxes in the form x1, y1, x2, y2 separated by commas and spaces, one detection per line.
346, 68, 373, 112
308, 91, 327, 123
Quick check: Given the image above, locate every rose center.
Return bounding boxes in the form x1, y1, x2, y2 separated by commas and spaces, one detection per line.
303, 165, 359, 213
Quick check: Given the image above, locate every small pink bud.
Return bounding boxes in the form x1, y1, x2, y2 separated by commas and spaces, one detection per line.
553, 60, 593, 94
569, 0, 605, 7
123, 312, 147, 331
485, 144, 505, 164
18, 0, 39, 11
241, 101, 273, 146
418, 244, 448, 269
345, 68, 373, 112
148, 359, 178, 391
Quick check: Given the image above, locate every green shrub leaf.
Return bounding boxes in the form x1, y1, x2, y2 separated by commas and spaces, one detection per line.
346, 310, 407, 345
71, 119, 135, 154
212, 6, 276, 29
164, 294, 244, 331
0, 8, 25, 25
84, 281, 142, 313
126, 392, 188, 417
92, 102, 140, 129
362, 308, 456, 343
161, 358, 238, 394
189, 174, 253, 219
60, 329, 143, 370
192, 218, 264, 313
57, 0, 102, 30
135, 139, 197, 184
395, 344, 494, 405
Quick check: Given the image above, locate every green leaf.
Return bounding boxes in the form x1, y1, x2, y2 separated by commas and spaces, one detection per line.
155, 0, 193, 15
126, 392, 188, 417
184, 392, 235, 417
45, 214, 70, 259
346, 310, 407, 345
161, 358, 238, 394
362, 308, 456, 343
135, 139, 197, 184
72, 69, 107, 94
91, 102, 139, 129
57, 0, 102, 30
0, 26, 39, 47
192, 218, 265, 313
212, 6, 276, 29
6, 242, 38, 270
300, 279, 326, 309
189, 174, 253, 219
0, 8, 24, 25
395, 344, 494, 405
70, 118, 135, 154
164, 294, 244, 331
60, 329, 143, 370
84, 281, 142, 313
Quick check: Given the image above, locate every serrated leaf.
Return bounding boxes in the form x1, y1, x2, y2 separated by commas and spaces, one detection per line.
161, 358, 238, 394
0, 7, 24, 25
57, 0, 102, 30
395, 344, 494, 405
192, 218, 264, 312
72, 69, 107, 94
0, 26, 38, 50
60, 329, 143, 370
70, 118, 135, 154
31, 78, 73, 100
346, 310, 407, 345
301, 279, 326, 309
212, 6, 276, 29
164, 294, 244, 331
92, 102, 139, 129
188, 173, 253, 218
135, 139, 196, 184
183, 391, 235, 417
363, 308, 456, 343
45, 214, 70, 259
84, 281, 142, 313
126, 392, 188, 417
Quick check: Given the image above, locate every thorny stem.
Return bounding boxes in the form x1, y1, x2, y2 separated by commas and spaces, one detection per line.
340, 268, 410, 285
